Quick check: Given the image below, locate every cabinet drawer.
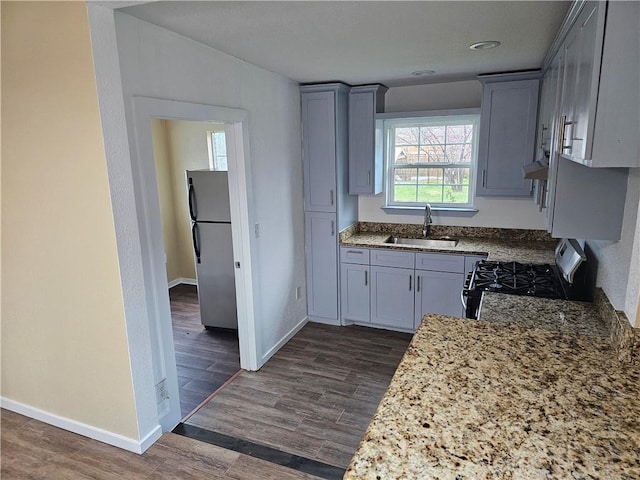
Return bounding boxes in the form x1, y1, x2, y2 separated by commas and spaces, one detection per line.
340, 247, 370, 265
370, 249, 415, 269
415, 252, 464, 273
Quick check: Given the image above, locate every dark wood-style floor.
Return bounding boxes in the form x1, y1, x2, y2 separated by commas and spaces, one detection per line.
186, 322, 412, 469
0, 409, 322, 479
169, 284, 241, 418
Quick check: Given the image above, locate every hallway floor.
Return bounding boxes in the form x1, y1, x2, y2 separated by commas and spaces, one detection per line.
169, 284, 241, 418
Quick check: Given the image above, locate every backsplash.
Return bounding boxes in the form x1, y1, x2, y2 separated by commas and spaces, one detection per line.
596, 289, 640, 365
341, 222, 555, 242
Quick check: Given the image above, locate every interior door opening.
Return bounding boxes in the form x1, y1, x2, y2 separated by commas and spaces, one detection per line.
150, 119, 242, 419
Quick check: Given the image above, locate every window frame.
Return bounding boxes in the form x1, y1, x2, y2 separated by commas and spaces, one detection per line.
382, 109, 480, 210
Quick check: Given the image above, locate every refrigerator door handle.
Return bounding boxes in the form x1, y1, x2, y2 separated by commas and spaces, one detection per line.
192, 222, 201, 264
188, 178, 197, 221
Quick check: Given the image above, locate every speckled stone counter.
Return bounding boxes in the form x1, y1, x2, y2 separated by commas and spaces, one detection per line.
339, 223, 557, 264
344, 315, 640, 480
479, 292, 610, 338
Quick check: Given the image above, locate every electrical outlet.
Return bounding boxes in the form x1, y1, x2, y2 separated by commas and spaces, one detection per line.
295, 286, 301, 300
254, 223, 260, 238
155, 379, 168, 403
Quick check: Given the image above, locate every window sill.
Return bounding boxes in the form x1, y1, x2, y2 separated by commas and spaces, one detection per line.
382, 206, 479, 217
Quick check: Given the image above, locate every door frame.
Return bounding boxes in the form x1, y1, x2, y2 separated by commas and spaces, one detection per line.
130, 97, 258, 431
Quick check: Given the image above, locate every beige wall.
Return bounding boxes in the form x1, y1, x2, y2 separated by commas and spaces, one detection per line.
1, 2, 138, 438
151, 120, 180, 282
150, 119, 223, 283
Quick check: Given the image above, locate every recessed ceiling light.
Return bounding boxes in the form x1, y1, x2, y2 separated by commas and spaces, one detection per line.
469, 41, 501, 51
411, 69, 436, 76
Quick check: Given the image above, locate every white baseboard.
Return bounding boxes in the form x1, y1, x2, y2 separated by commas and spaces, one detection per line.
260, 316, 308, 365
308, 315, 341, 326
167, 277, 197, 288
0, 397, 162, 454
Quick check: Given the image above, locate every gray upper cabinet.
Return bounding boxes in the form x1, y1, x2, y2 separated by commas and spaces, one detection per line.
301, 89, 338, 212
557, 1, 639, 168
476, 73, 540, 196
348, 85, 387, 195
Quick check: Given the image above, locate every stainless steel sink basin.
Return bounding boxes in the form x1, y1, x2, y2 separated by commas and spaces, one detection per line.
385, 237, 459, 248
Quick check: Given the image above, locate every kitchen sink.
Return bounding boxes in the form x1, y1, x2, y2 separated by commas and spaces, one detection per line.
385, 236, 459, 248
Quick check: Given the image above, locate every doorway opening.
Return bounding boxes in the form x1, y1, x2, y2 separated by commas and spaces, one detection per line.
149, 119, 242, 418
130, 97, 258, 432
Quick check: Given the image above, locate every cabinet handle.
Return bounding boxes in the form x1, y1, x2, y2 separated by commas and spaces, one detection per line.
331, 221, 335, 236
539, 125, 548, 149
409, 275, 412, 291
559, 115, 573, 151
417, 276, 420, 292
330, 189, 334, 206
367, 171, 371, 186
481, 169, 486, 188
364, 270, 368, 286
348, 250, 363, 254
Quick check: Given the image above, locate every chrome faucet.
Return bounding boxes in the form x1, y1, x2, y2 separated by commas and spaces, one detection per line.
423, 203, 432, 237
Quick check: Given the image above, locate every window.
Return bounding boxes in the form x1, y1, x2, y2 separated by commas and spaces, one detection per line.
385, 113, 479, 209
207, 130, 228, 171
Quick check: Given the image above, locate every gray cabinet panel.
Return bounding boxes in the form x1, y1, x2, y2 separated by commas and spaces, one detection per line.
305, 212, 338, 320
477, 77, 539, 196
414, 270, 464, 327
370, 249, 415, 269
464, 255, 486, 277
340, 247, 370, 265
348, 85, 387, 195
415, 252, 465, 273
302, 91, 337, 212
340, 263, 370, 323
370, 266, 414, 330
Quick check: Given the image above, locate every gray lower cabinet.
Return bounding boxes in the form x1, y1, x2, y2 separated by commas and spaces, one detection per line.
414, 270, 464, 327
305, 212, 338, 321
370, 265, 415, 331
340, 263, 370, 323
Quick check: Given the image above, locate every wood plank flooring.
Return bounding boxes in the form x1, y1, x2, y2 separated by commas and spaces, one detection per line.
0, 409, 322, 479
169, 284, 241, 417
185, 322, 412, 469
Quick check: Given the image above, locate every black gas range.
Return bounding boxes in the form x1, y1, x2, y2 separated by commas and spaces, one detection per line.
462, 239, 590, 320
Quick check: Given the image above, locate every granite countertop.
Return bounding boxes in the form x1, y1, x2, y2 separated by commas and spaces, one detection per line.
344, 315, 640, 480
479, 292, 610, 338
340, 231, 558, 264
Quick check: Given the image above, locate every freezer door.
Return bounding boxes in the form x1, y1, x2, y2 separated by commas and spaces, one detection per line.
194, 222, 237, 329
187, 170, 231, 223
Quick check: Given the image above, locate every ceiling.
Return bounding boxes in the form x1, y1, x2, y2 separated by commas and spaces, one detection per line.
118, 1, 570, 87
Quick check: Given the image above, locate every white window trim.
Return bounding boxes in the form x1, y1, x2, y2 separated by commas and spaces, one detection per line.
380, 108, 481, 211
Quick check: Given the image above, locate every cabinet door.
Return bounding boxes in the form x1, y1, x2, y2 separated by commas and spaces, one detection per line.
477, 79, 539, 196
340, 263, 370, 323
305, 212, 338, 320
348, 86, 386, 195
414, 270, 464, 327
570, 2, 604, 162
302, 91, 337, 212
370, 266, 414, 330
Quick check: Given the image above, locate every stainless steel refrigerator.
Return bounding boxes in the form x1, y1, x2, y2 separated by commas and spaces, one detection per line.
186, 170, 237, 329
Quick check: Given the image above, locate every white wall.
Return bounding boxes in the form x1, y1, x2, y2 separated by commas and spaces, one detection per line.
587, 168, 640, 326
358, 81, 547, 229
113, 13, 308, 361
